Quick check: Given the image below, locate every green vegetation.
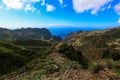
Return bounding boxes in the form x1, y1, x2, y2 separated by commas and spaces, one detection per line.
9, 40, 52, 47
60, 59, 81, 72
102, 49, 120, 60
0, 41, 38, 76
91, 62, 105, 73
0, 28, 62, 41
0, 40, 59, 80
106, 59, 120, 76
58, 43, 89, 69
0, 27, 120, 79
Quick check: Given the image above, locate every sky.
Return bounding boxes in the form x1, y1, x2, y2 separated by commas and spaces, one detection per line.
0, 0, 120, 28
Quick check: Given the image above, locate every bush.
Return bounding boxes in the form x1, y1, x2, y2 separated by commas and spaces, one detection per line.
43, 64, 60, 74
60, 60, 81, 72
0, 51, 25, 75
112, 53, 120, 61
106, 59, 120, 76
58, 43, 89, 69
106, 59, 115, 69
92, 63, 105, 73
102, 49, 120, 61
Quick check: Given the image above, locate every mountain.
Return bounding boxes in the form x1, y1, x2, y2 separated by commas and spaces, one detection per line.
63, 26, 120, 60
0, 28, 62, 42
41, 26, 120, 79
0, 27, 120, 80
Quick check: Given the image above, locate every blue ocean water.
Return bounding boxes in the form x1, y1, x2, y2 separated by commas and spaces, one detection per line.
48, 27, 108, 39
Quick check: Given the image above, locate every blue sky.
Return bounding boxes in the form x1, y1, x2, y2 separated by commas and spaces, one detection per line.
0, 0, 120, 28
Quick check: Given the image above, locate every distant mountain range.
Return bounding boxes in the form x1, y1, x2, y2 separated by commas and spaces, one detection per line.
0, 28, 62, 42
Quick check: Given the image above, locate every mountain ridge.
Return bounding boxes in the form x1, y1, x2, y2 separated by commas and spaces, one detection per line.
0, 28, 62, 42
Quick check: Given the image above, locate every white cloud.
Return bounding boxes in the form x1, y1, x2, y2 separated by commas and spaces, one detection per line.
59, 0, 63, 5
46, 4, 56, 12
115, 3, 120, 23
2, 0, 40, 11
72, 0, 112, 14
2, 0, 24, 10
118, 18, 120, 23
24, 4, 36, 12
114, 3, 120, 15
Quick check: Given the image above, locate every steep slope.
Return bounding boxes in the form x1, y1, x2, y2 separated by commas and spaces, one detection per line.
0, 41, 36, 76
0, 40, 55, 79
0, 28, 62, 41
64, 26, 120, 60
41, 26, 120, 80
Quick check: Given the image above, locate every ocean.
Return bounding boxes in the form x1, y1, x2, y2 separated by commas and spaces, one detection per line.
48, 27, 108, 39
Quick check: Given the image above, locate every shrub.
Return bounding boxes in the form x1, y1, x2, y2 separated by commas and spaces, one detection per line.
102, 49, 120, 61
0, 51, 25, 75
106, 59, 120, 76
58, 43, 89, 69
60, 60, 81, 72
43, 64, 60, 74
92, 63, 105, 73
106, 59, 115, 69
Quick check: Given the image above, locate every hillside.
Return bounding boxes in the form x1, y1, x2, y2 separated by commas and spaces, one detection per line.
42, 26, 120, 79
0, 40, 54, 79
0, 41, 36, 76
63, 26, 120, 59
0, 28, 62, 42
0, 27, 120, 80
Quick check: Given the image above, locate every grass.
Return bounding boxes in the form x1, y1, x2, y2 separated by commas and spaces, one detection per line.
89, 60, 106, 73
92, 63, 105, 73
58, 43, 89, 69
106, 59, 120, 77
60, 59, 81, 72
0, 41, 54, 79
0, 38, 120, 79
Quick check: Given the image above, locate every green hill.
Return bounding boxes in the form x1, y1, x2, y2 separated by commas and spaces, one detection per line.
0, 28, 62, 41
0, 41, 36, 76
